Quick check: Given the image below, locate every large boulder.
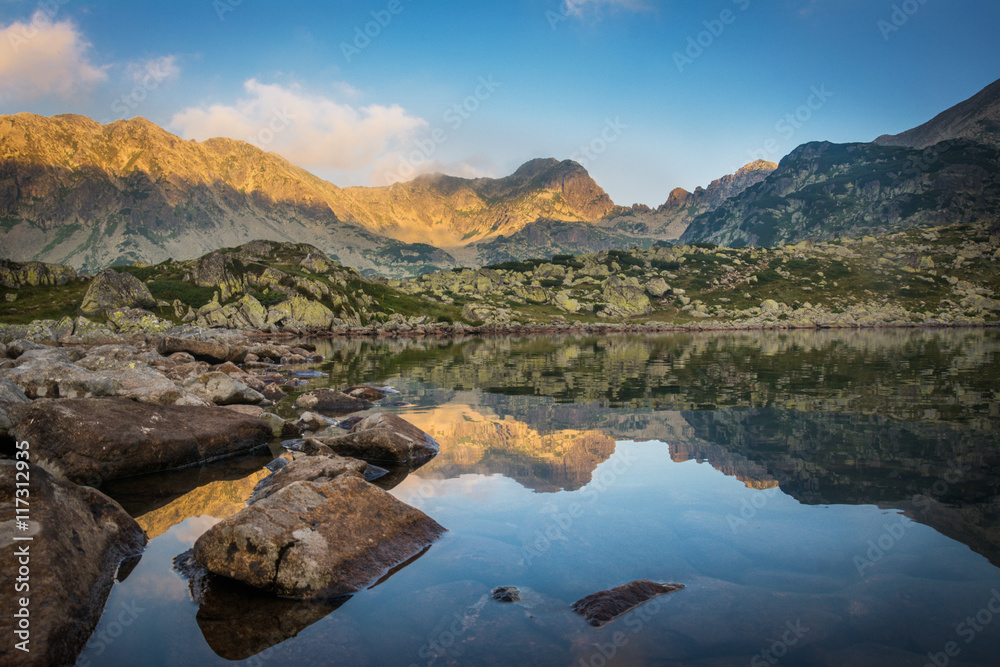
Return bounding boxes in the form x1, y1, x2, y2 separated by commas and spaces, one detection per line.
11, 398, 273, 485
0, 461, 147, 666
80, 269, 156, 317
193, 474, 446, 598
293, 389, 371, 414
312, 413, 439, 465
266, 296, 336, 329
183, 372, 265, 406
155, 337, 231, 364
0, 378, 29, 439
0, 358, 116, 399
599, 275, 652, 318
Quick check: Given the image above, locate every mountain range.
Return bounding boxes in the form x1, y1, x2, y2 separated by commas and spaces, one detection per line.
1, 76, 998, 276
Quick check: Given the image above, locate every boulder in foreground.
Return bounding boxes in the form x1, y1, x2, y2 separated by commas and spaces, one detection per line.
572, 579, 684, 627
194, 473, 446, 598
12, 398, 273, 485
0, 461, 146, 666
312, 412, 439, 465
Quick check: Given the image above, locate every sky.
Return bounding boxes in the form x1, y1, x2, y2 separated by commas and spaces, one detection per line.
0, 0, 998, 206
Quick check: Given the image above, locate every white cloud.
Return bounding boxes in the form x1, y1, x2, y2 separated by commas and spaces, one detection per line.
125, 55, 180, 86
562, 0, 652, 18
0, 10, 107, 103
170, 79, 428, 183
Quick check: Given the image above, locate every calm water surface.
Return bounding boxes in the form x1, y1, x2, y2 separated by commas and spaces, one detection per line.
88, 329, 1000, 666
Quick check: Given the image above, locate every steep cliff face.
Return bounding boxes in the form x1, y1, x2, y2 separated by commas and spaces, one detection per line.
0, 114, 613, 274
680, 140, 1000, 247
599, 160, 777, 241
875, 77, 1000, 150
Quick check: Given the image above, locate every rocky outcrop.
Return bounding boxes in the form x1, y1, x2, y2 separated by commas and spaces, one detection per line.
79, 269, 156, 317
266, 295, 337, 329
0, 461, 146, 666
599, 275, 651, 318
312, 413, 440, 465
193, 473, 446, 598
12, 398, 273, 485
0, 259, 77, 288
572, 580, 685, 627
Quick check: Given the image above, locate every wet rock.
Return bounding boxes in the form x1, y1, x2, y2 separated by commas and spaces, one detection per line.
155, 336, 231, 364
261, 383, 287, 401
572, 580, 684, 627
183, 372, 265, 406
80, 268, 156, 317
247, 455, 371, 504
193, 474, 447, 598
173, 550, 348, 662
343, 385, 391, 401
294, 411, 338, 433
0, 461, 146, 666
293, 388, 371, 414
12, 398, 273, 485
492, 586, 521, 602
312, 413, 440, 465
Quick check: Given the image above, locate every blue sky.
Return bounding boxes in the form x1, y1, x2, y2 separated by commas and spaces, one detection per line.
0, 0, 997, 206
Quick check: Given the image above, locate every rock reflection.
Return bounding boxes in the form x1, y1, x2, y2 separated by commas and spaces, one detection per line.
403, 404, 617, 492
173, 551, 350, 661
102, 454, 273, 538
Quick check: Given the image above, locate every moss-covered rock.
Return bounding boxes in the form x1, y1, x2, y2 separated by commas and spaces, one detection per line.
80, 269, 156, 317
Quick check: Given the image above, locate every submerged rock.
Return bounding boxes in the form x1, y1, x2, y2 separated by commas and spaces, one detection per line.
12, 398, 273, 485
0, 461, 146, 666
572, 579, 684, 627
193, 474, 446, 598
492, 586, 521, 602
312, 412, 440, 465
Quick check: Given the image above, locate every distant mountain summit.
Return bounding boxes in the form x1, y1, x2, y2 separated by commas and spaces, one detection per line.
875, 77, 1000, 150
0, 114, 612, 273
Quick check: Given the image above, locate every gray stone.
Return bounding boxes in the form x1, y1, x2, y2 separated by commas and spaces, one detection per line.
80, 268, 156, 317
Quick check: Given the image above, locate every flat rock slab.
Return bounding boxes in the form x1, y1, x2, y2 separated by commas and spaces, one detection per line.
293, 389, 371, 414
12, 398, 273, 485
194, 474, 446, 599
0, 461, 147, 666
313, 412, 440, 465
572, 579, 684, 627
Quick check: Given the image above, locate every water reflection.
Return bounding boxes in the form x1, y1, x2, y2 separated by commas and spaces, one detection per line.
87, 328, 1000, 666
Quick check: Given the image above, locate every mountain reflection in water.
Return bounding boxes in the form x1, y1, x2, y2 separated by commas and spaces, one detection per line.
88, 328, 1000, 666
